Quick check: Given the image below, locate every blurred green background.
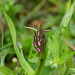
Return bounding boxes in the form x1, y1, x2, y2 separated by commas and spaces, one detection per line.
0, 0, 75, 74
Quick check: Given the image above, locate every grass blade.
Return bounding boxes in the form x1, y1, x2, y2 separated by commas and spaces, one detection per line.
60, 2, 75, 33
0, 65, 17, 75
0, 3, 34, 75
59, 51, 74, 65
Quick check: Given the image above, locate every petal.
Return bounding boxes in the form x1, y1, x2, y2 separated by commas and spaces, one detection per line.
37, 48, 40, 54
33, 41, 37, 47
38, 41, 41, 46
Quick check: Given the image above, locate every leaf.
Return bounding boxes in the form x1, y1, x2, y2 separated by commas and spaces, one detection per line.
48, 31, 59, 59
60, 2, 75, 33
70, 24, 75, 37
28, 57, 38, 63
59, 51, 74, 65
0, 71, 4, 75
28, 57, 55, 66
42, 66, 52, 75
0, 3, 34, 75
69, 68, 75, 74
52, 31, 59, 58
28, 57, 59, 69
47, 38, 53, 57
0, 65, 17, 75
0, 48, 15, 66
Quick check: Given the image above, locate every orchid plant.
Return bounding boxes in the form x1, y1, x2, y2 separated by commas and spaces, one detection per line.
0, 1, 75, 75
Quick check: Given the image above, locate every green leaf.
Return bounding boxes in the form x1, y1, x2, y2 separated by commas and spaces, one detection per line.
60, 2, 75, 33
47, 37, 53, 57
0, 3, 34, 75
28, 57, 55, 66
0, 48, 15, 66
70, 24, 75, 37
59, 51, 74, 65
42, 66, 52, 75
52, 31, 59, 58
28, 57, 38, 63
0, 65, 17, 75
0, 71, 4, 75
69, 68, 75, 74
48, 31, 59, 59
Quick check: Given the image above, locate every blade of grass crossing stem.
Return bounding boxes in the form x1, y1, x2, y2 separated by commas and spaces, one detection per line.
0, 3, 34, 75
0, 65, 17, 75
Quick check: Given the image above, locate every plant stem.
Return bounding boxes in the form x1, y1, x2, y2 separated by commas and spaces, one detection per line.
28, 43, 33, 60
58, 65, 61, 75
35, 45, 48, 75
1, 25, 4, 66
20, 48, 23, 57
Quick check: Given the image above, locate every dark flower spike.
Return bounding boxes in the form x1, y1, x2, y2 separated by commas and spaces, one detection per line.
33, 27, 46, 54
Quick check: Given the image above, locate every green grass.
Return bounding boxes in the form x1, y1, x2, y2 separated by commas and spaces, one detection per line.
0, 0, 75, 75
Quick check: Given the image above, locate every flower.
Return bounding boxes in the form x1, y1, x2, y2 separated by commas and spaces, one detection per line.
17, 42, 22, 49
33, 28, 46, 54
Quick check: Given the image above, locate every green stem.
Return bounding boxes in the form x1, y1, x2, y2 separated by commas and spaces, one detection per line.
62, 63, 66, 75
33, 51, 38, 58
20, 48, 23, 57
1, 25, 4, 66
28, 43, 33, 60
58, 65, 61, 75
28, 43, 33, 67
35, 45, 48, 75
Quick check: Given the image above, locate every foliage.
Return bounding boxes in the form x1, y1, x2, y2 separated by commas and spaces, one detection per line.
0, 0, 75, 75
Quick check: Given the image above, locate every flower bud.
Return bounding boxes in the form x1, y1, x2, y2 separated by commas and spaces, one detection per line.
33, 28, 46, 54
17, 42, 22, 49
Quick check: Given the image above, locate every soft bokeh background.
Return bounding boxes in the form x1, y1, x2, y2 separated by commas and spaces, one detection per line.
0, 0, 75, 74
